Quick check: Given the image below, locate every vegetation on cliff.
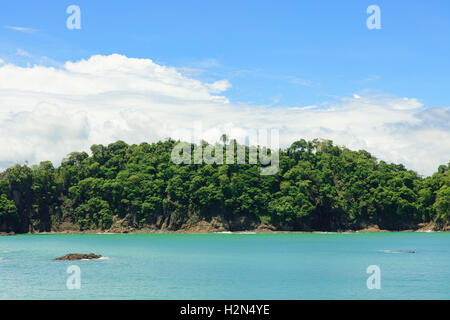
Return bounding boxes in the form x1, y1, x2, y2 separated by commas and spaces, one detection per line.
0, 138, 448, 233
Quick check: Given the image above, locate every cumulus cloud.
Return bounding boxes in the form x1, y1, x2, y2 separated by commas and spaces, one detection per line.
206, 79, 232, 93
0, 54, 448, 176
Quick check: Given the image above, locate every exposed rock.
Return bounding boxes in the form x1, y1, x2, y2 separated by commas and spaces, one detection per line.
179, 216, 229, 233
228, 215, 259, 231
108, 217, 135, 233
160, 216, 170, 230
54, 221, 80, 232
416, 222, 437, 232
0, 232, 15, 236
54, 253, 102, 260
108, 225, 134, 234
256, 224, 277, 232
357, 225, 388, 232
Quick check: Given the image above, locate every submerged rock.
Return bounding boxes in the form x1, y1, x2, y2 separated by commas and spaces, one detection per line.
54, 253, 102, 260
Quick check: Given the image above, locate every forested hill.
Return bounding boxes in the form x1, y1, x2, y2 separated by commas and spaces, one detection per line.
0, 138, 449, 233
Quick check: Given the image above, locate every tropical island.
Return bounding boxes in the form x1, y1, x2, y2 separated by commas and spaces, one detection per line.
0, 138, 448, 234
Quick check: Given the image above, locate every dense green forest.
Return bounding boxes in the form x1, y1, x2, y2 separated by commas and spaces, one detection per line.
0, 138, 449, 233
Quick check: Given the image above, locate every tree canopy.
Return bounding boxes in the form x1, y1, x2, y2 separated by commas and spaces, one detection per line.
0, 138, 448, 233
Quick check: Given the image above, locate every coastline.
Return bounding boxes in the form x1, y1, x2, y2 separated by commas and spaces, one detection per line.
2, 222, 445, 236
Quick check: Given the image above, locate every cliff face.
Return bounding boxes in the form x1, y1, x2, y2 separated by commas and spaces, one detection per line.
44, 217, 443, 234
49, 214, 265, 233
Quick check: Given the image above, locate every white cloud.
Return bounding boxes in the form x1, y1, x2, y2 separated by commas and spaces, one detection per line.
16, 48, 31, 57
289, 76, 314, 86
206, 79, 232, 93
0, 54, 448, 176
288, 105, 317, 111
4, 25, 37, 33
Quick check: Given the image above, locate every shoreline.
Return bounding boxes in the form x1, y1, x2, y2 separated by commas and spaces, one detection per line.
2, 225, 444, 236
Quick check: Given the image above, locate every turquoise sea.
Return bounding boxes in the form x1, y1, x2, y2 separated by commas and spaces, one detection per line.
0, 232, 449, 299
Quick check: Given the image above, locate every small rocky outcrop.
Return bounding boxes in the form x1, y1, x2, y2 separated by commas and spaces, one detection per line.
54, 253, 102, 260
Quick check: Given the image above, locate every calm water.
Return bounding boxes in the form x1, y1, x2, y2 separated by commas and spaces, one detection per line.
0, 232, 449, 299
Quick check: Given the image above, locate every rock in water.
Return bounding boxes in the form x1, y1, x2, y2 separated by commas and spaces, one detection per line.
54, 253, 102, 260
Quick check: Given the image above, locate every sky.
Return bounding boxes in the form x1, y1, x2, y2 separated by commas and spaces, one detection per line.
0, 0, 449, 175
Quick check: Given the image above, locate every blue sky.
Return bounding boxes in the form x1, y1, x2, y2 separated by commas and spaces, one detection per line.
1, 0, 450, 108
0, 1, 449, 175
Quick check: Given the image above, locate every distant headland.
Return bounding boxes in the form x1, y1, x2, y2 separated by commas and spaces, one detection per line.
0, 138, 449, 234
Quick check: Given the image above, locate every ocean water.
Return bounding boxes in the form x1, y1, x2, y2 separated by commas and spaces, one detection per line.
0, 232, 449, 299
